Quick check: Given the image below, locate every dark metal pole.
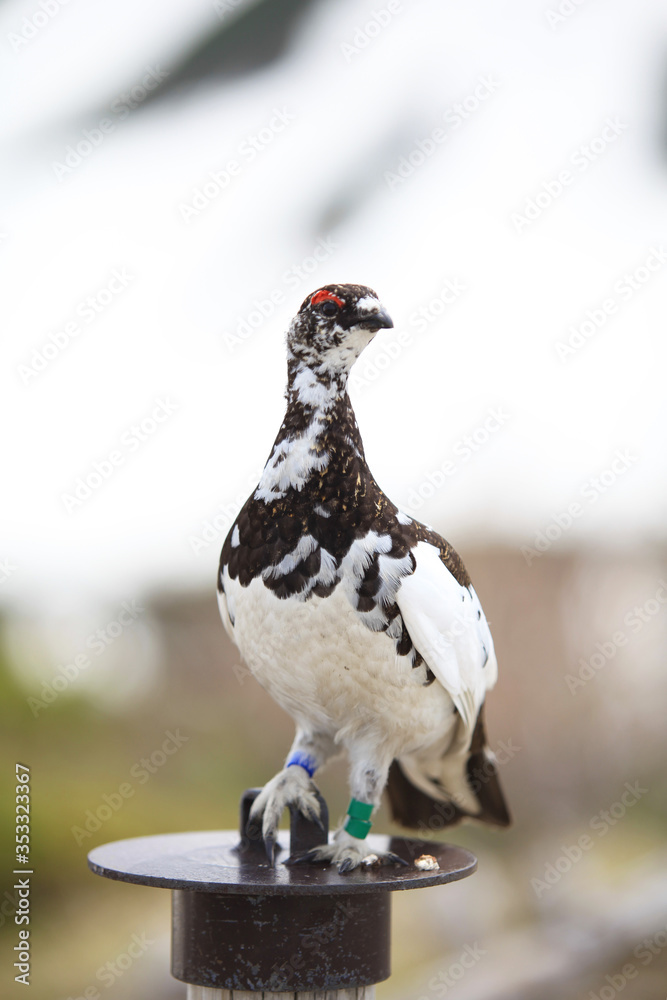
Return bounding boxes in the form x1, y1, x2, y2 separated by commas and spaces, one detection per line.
185, 987, 375, 999
88, 789, 477, 995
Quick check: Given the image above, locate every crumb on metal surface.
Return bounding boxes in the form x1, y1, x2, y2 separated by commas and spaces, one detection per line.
362, 853, 381, 867
414, 854, 439, 871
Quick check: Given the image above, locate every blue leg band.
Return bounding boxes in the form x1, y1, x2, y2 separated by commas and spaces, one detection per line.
286, 752, 317, 777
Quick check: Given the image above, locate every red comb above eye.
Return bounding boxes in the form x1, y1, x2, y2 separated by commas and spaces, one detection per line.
311, 289, 345, 308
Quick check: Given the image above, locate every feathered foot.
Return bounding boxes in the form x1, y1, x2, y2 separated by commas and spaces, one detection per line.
287, 828, 408, 873
247, 765, 325, 863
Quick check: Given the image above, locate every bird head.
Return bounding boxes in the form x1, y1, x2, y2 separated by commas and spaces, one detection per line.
287, 283, 393, 376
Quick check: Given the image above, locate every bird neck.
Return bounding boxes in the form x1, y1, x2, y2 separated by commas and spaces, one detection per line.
284, 357, 364, 450
285, 355, 347, 403
253, 360, 366, 504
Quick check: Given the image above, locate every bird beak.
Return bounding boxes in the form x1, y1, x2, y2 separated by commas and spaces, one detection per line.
354, 305, 394, 332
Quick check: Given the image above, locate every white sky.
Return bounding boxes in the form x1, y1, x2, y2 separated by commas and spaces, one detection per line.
2, 0, 666, 617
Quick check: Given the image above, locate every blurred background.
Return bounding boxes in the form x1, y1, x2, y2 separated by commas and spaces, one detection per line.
1, 0, 666, 997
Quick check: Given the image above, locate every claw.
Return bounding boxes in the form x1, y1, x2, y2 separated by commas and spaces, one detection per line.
264, 833, 276, 865
286, 835, 409, 873
384, 852, 409, 867
306, 808, 326, 834
284, 847, 326, 867
248, 766, 324, 862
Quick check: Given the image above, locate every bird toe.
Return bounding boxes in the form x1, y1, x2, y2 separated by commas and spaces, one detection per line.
248, 766, 323, 859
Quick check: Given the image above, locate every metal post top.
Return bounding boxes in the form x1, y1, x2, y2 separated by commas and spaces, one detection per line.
88, 830, 476, 896
88, 787, 477, 897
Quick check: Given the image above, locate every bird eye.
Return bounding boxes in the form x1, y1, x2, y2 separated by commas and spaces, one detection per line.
310, 289, 345, 314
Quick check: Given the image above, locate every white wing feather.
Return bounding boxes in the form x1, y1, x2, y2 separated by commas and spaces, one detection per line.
396, 541, 497, 734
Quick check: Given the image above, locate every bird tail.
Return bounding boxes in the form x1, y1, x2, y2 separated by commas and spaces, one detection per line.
385, 704, 511, 831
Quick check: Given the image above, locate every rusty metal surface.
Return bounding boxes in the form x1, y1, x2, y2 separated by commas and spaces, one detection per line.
172, 888, 391, 991
88, 829, 476, 895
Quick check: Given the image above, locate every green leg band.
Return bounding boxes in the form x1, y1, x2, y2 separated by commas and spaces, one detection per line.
344, 798, 373, 839
344, 816, 372, 839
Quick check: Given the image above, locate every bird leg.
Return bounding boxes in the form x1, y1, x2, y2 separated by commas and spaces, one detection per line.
248, 729, 335, 863
289, 755, 408, 873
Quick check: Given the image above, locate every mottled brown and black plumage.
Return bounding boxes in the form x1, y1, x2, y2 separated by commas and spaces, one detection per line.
220, 288, 470, 679
218, 284, 510, 868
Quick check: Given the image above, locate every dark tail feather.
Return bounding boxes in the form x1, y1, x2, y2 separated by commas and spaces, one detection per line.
464, 748, 512, 827
386, 705, 512, 831
465, 703, 512, 827
386, 759, 468, 830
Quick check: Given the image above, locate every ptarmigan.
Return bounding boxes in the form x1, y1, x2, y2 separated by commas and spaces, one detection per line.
218, 283, 510, 872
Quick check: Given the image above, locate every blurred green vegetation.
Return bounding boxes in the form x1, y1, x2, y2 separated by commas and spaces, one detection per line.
0, 625, 259, 1000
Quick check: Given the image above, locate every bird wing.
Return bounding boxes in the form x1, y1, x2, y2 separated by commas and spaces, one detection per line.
395, 539, 497, 734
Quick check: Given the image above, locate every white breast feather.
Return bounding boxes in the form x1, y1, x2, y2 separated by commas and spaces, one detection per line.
219, 574, 455, 755
292, 365, 336, 409
254, 424, 330, 502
